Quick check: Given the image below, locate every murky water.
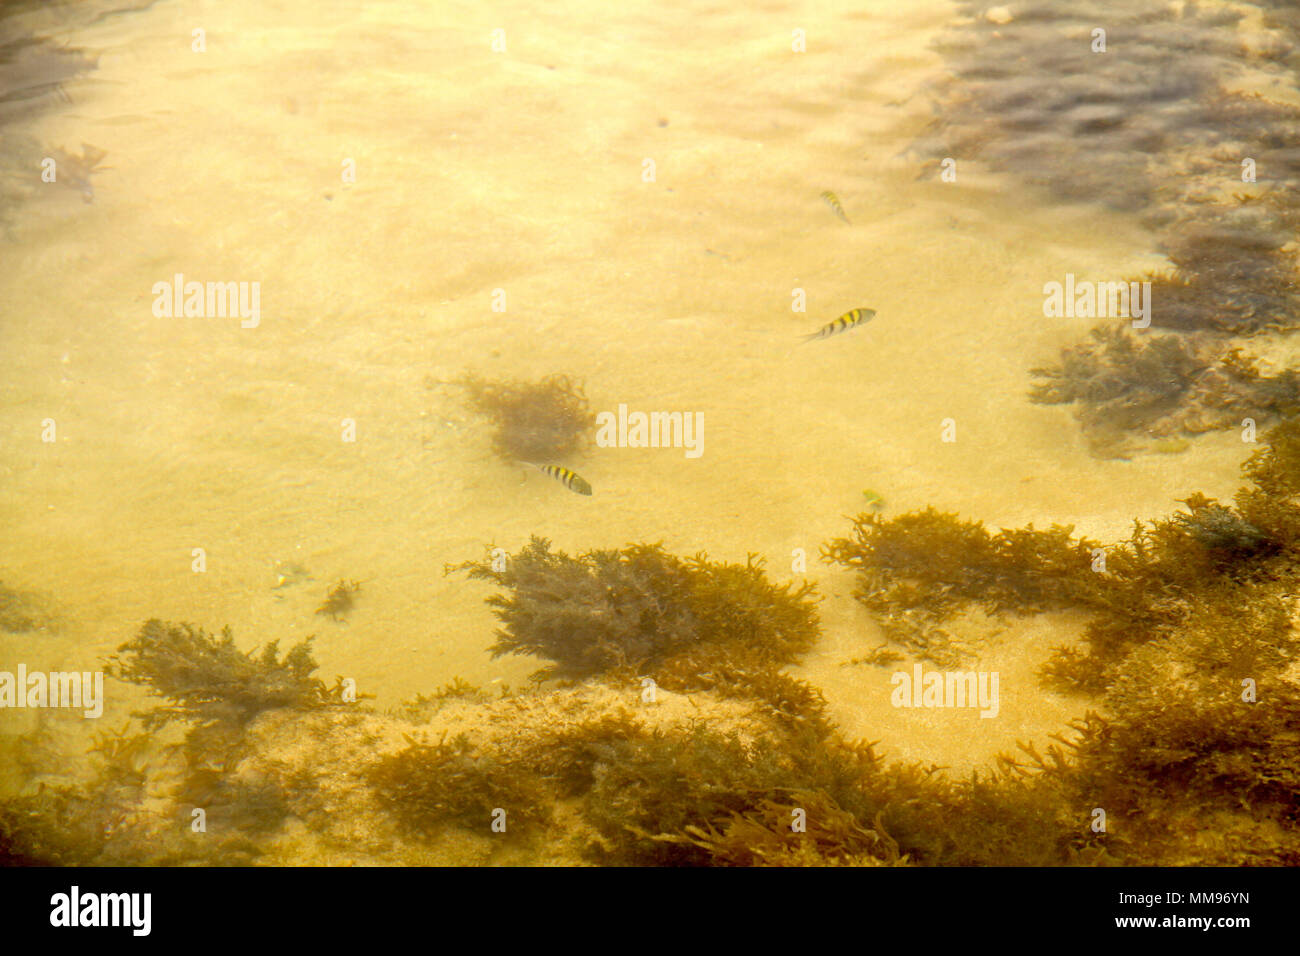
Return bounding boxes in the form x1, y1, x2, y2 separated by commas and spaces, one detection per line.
2, 0, 1297, 866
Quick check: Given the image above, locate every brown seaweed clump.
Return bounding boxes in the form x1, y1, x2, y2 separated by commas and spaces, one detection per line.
1070, 610, 1300, 864
0, 579, 52, 633
826, 420, 1300, 691
448, 536, 820, 680
10, 601, 1295, 864
650, 792, 895, 867
316, 579, 361, 622
0, 35, 98, 126
1135, 221, 1300, 335
110, 619, 338, 730
0, 719, 274, 866
0, 619, 355, 865
1029, 325, 1300, 456
1006, 590, 1300, 865
0, 32, 99, 225
817, 424, 1300, 864
111, 620, 346, 834
580, 724, 892, 866
45, 142, 108, 203
454, 373, 595, 463
918, 2, 1300, 448
368, 733, 551, 837
448, 537, 829, 732
0, 667, 1101, 866
823, 509, 1097, 666
917, 1, 1253, 211
577, 720, 1085, 867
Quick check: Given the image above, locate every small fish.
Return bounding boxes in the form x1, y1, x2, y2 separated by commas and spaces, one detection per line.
526, 462, 593, 496
820, 190, 851, 224
861, 489, 885, 510
800, 307, 876, 344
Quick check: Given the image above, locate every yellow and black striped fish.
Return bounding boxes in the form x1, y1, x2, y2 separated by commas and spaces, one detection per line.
527, 462, 593, 496
820, 190, 851, 225
800, 307, 876, 344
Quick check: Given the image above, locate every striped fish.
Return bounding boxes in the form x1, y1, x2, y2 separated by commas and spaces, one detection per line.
820, 190, 851, 224
800, 307, 876, 344
527, 462, 593, 496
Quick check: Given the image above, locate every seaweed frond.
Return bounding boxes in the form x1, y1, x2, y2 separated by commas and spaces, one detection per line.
110, 619, 335, 729
456, 373, 595, 463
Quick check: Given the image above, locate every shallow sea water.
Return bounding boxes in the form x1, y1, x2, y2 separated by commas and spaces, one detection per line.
0, 0, 1283, 830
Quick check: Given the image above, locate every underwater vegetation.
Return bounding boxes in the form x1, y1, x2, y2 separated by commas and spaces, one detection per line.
1, 620, 352, 865
1029, 326, 1300, 456
176, 768, 293, 837
1063, 605, 1300, 864
569, 717, 1090, 867
6, 536, 1297, 867
1002, 582, 1300, 865
1169, 495, 1271, 557
1135, 220, 1300, 335
845, 642, 904, 668
453, 372, 595, 463
826, 420, 1300, 694
111, 619, 337, 729
109, 620, 342, 849
448, 536, 820, 681
448, 536, 830, 733
920, 1, 1300, 450
394, 677, 496, 723
6, 0, 1297, 871
823, 508, 1097, 666
0, 24, 100, 227
44, 141, 107, 203
8, 417, 1300, 867
0, 579, 51, 633
651, 792, 891, 867
0, 34, 97, 125
0, 722, 151, 865
920, 0, 1254, 210
316, 579, 361, 621
0, 716, 274, 866
368, 732, 551, 837
579, 724, 889, 866
820, 418, 1300, 863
